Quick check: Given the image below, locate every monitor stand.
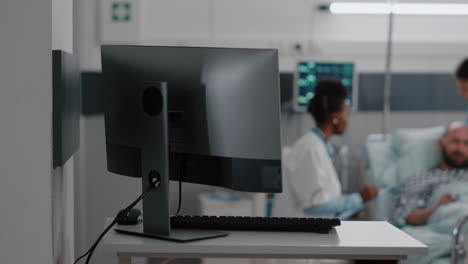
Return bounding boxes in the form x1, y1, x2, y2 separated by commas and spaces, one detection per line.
114, 225, 228, 243
113, 81, 228, 242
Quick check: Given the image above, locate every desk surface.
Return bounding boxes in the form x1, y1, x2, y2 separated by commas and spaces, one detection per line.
102, 219, 427, 260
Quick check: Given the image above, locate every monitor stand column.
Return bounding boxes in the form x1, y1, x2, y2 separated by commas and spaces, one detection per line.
114, 81, 228, 242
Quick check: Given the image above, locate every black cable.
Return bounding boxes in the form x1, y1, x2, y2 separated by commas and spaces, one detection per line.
175, 178, 182, 215
73, 250, 90, 264
74, 176, 160, 264
174, 155, 185, 215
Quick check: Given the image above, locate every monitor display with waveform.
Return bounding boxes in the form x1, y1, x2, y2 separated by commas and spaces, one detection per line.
295, 61, 355, 110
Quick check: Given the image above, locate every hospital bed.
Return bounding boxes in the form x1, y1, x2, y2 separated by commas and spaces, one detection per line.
364, 126, 468, 264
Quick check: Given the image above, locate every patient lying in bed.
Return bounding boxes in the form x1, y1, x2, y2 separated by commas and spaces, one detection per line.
390, 122, 468, 264
392, 122, 468, 227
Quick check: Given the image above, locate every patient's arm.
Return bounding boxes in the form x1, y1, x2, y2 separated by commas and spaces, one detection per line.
406, 194, 456, 226
406, 206, 438, 226
392, 172, 447, 227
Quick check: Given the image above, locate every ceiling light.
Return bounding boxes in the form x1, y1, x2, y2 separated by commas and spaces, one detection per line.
328, 2, 468, 15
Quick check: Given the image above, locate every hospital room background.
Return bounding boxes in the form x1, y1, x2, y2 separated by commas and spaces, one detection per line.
70, 0, 468, 263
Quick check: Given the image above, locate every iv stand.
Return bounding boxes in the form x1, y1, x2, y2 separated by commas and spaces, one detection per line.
383, 1, 394, 134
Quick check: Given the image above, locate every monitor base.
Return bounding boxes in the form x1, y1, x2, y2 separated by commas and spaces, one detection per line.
114, 225, 229, 243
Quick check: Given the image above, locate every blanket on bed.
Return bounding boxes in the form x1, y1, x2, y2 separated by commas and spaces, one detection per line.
399, 182, 468, 264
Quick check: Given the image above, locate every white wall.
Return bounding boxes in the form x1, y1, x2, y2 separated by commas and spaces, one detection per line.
139, 0, 468, 72
77, 0, 468, 72
0, 0, 53, 263
52, 159, 76, 264
0, 0, 76, 263
53, 0, 73, 53
75, 0, 101, 71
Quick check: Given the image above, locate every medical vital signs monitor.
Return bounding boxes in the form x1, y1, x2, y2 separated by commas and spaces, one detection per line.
294, 61, 355, 112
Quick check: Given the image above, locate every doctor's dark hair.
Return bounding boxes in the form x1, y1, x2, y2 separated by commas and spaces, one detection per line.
456, 58, 468, 80
307, 80, 348, 125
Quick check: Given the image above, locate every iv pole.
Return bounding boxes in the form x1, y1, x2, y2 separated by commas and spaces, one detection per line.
383, 1, 395, 134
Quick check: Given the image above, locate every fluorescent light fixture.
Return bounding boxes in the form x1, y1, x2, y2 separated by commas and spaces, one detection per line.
329, 2, 468, 15
330, 3, 391, 14
395, 3, 468, 15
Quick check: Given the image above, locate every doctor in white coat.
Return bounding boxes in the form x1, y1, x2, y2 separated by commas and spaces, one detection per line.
273, 80, 378, 220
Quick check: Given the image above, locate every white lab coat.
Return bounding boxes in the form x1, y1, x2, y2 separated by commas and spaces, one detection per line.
268, 131, 341, 264
273, 131, 342, 218
269, 131, 342, 264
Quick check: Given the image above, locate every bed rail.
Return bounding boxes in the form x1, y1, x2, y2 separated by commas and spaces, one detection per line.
452, 214, 468, 264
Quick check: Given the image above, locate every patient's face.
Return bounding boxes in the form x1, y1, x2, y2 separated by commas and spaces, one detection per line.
441, 127, 468, 168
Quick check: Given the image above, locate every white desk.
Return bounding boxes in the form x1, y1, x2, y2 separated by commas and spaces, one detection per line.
101, 219, 427, 264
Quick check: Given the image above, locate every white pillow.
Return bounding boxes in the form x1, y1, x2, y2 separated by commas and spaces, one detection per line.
396, 140, 442, 184
392, 126, 444, 184
364, 135, 395, 185
392, 126, 444, 156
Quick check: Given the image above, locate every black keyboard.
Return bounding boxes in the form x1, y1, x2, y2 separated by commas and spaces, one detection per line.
170, 215, 340, 234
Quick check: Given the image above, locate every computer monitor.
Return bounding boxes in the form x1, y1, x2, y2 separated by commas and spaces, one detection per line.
101, 45, 282, 241
294, 61, 356, 112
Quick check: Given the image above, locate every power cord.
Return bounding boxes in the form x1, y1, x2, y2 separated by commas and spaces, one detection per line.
74, 173, 161, 264
174, 155, 186, 215
175, 178, 182, 215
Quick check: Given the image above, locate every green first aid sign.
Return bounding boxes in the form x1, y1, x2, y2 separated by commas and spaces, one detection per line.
112, 2, 131, 22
